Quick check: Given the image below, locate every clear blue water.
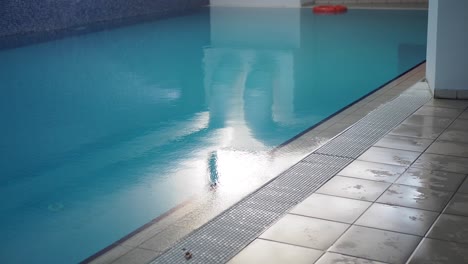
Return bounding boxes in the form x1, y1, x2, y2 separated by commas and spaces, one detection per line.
0, 7, 427, 263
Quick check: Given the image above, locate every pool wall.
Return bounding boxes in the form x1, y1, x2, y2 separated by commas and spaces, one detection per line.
0, 0, 208, 38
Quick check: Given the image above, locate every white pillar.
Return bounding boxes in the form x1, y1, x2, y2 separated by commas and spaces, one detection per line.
426, 0, 468, 99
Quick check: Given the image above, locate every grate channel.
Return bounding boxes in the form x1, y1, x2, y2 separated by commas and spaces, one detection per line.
152, 155, 352, 264
315, 92, 432, 158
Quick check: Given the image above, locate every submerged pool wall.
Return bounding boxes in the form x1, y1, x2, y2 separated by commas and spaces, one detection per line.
0, 0, 209, 38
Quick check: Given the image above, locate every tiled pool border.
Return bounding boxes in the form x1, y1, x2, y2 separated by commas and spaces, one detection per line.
86, 63, 427, 264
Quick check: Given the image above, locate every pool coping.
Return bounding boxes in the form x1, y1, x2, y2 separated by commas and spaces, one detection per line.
85, 62, 427, 264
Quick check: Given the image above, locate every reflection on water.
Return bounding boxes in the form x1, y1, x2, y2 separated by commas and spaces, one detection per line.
208, 151, 219, 187
0, 7, 427, 263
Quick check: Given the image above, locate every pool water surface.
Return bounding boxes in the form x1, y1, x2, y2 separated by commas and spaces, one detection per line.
0, 7, 427, 263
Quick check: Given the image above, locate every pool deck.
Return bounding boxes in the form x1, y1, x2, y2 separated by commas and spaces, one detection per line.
88, 59, 468, 264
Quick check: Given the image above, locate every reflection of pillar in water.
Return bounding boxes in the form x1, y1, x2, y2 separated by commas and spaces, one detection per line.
208, 151, 219, 186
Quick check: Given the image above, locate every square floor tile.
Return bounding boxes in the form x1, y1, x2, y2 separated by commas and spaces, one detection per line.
395, 167, 466, 192
445, 193, 468, 216
338, 160, 406, 183
402, 115, 452, 128
372, 94, 397, 103
352, 106, 376, 116
412, 153, 468, 174
358, 147, 420, 167
315, 252, 386, 264
318, 130, 341, 139
435, 89, 457, 99
425, 99, 468, 109
112, 248, 160, 264
374, 135, 433, 152
91, 245, 133, 264
459, 178, 468, 194
327, 122, 352, 133
339, 114, 367, 125
389, 124, 445, 139
439, 129, 468, 144
408, 238, 468, 264
428, 214, 468, 244
450, 119, 468, 131
355, 204, 438, 236
259, 214, 349, 250
460, 110, 468, 120
384, 89, 405, 96
291, 194, 371, 224
404, 89, 432, 97
426, 141, 468, 158
364, 100, 386, 109
377, 184, 452, 212
316, 176, 390, 202
227, 239, 323, 264
457, 90, 468, 100
329, 226, 421, 264
414, 106, 463, 118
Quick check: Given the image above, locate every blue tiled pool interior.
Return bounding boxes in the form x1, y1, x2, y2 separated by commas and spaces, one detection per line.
0, 6, 428, 263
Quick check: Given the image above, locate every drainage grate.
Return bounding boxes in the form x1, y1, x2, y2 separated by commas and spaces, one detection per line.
152, 155, 352, 264
151, 88, 432, 264
315, 92, 432, 158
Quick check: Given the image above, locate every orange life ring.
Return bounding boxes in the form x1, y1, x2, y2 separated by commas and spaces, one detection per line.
312, 5, 348, 14
334, 5, 348, 13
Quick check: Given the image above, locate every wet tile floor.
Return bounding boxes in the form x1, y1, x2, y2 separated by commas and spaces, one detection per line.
89, 61, 468, 264
228, 94, 468, 263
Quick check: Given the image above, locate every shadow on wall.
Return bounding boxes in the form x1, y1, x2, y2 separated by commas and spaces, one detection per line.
0, 0, 208, 37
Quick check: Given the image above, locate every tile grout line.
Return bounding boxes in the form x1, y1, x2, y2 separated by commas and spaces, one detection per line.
403, 104, 468, 264
312, 90, 433, 263
312, 92, 468, 264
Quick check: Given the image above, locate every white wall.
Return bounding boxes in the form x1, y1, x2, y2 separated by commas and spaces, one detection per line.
426, 0, 438, 91
427, 0, 468, 99
210, 0, 303, 7
209, 7, 300, 48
